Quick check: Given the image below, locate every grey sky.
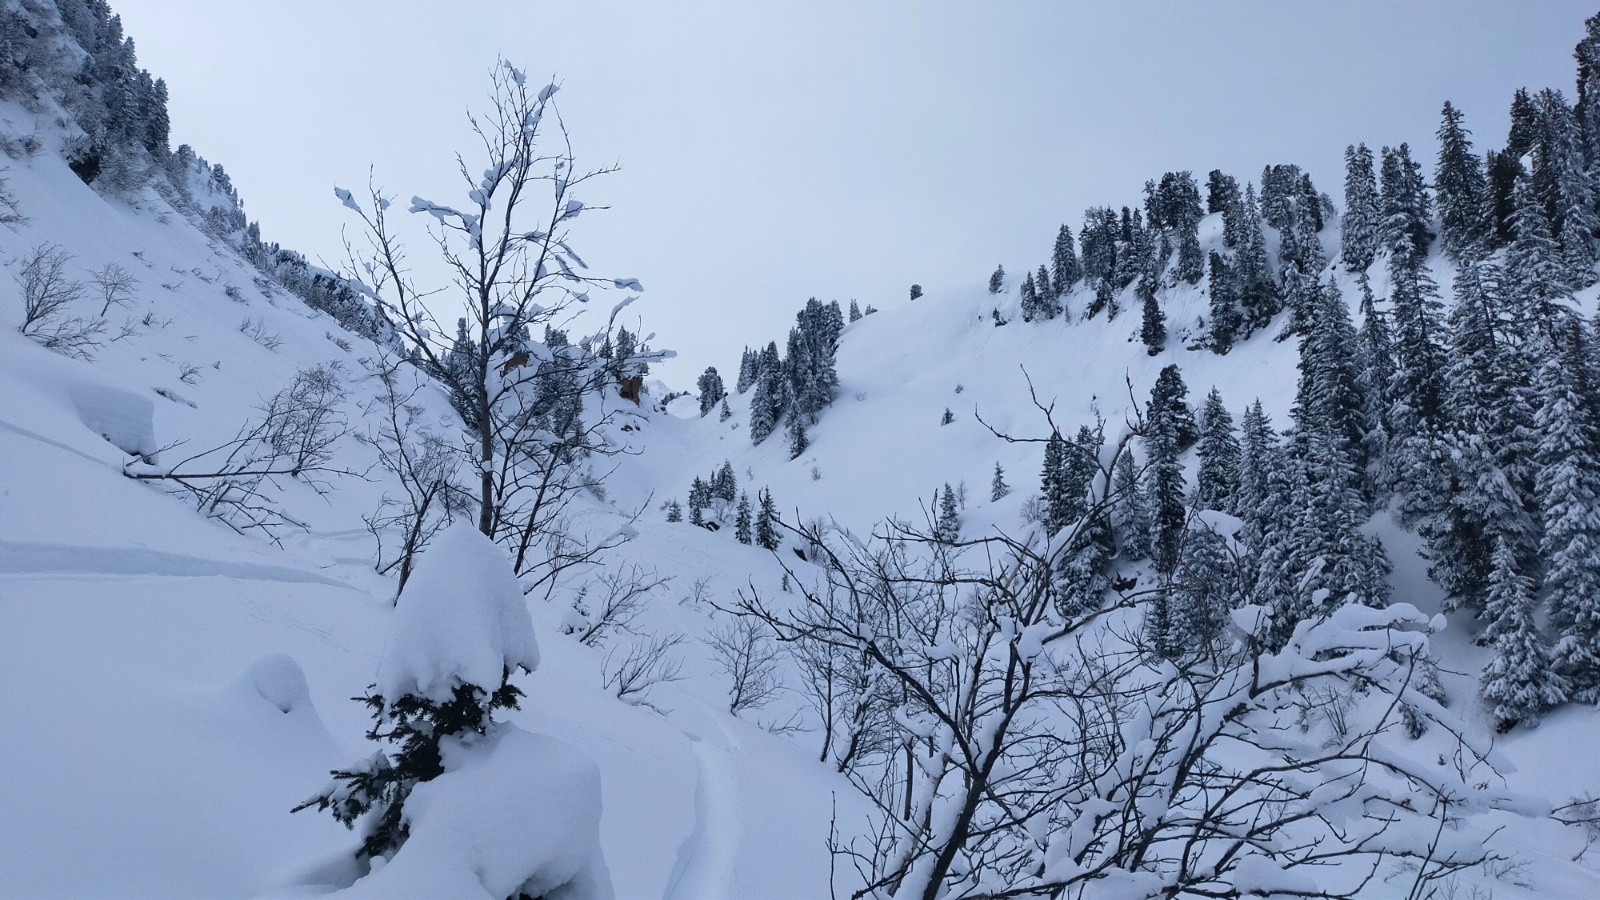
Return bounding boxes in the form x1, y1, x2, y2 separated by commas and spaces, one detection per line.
116, 1, 1592, 383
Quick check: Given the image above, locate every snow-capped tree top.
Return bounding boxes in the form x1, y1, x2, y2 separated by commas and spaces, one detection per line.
376, 523, 540, 705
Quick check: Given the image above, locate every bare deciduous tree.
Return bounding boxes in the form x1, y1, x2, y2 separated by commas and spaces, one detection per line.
358, 355, 470, 593
17, 243, 102, 358
334, 62, 662, 594
90, 261, 137, 316
707, 617, 783, 716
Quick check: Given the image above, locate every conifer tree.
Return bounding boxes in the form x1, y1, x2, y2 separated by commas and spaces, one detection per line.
1534, 89, 1600, 286
1236, 400, 1281, 537
1423, 255, 1538, 612
665, 499, 683, 523
1194, 388, 1241, 512
720, 398, 732, 421
1293, 275, 1367, 474
1167, 525, 1236, 656
1113, 450, 1152, 560
990, 462, 1009, 502
1479, 535, 1566, 729
988, 264, 1005, 295
697, 366, 726, 416
1146, 402, 1188, 577
1341, 143, 1381, 272
1385, 246, 1450, 519
849, 299, 862, 322
787, 417, 808, 459
1534, 332, 1600, 701
1041, 431, 1070, 537
1379, 143, 1433, 259
736, 347, 758, 393
1019, 271, 1040, 322
1354, 274, 1395, 493
1139, 277, 1166, 355
1235, 183, 1278, 332
755, 490, 780, 550
1064, 425, 1103, 525
689, 476, 709, 526
1035, 265, 1055, 317
1050, 224, 1080, 295
936, 483, 961, 543
1206, 251, 1242, 354
749, 363, 783, 444
734, 492, 753, 544
1434, 102, 1489, 261
1148, 365, 1199, 449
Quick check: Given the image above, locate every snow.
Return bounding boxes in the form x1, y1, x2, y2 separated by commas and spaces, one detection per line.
338, 728, 610, 900
376, 523, 540, 704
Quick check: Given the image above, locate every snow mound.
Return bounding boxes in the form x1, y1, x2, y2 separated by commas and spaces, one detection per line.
375, 524, 540, 704
342, 727, 611, 900
238, 652, 313, 714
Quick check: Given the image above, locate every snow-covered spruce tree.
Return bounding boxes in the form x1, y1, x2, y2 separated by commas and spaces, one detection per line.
1147, 364, 1198, 449
755, 489, 780, 550
1034, 265, 1055, 317
1205, 250, 1242, 354
1379, 142, 1433, 260
1040, 431, 1070, 537
749, 352, 785, 444
734, 492, 753, 544
1050, 223, 1079, 295
665, 499, 683, 523
1292, 275, 1367, 478
1194, 387, 1240, 513
1277, 182, 1328, 341
1534, 88, 1600, 286
1576, 11, 1600, 161
1138, 271, 1165, 355
1479, 535, 1566, 730
334, 64, 651, 589
1235, 182, 1279, 334
736, 346, 758, 393
1341, 143, 1381, 273
989, 463, 1008, 502
787, 416, 809, 459
935, 484, 960, 543
294, 525, 540, 862
1019, 270, 1040, 322
1421, 254, 1539, 613
1160, 522, 1238, 659
1434, 101, 1490, 261
988, 264, 1005, 294
849, 299, 862, 321
1386, 245, 1451, 523
1145, 385, 1188, 577
696, 366, 725, 416
1110, 449, 1151, 560
1354, 273, 1395, 495
1533, 327, 1600, 702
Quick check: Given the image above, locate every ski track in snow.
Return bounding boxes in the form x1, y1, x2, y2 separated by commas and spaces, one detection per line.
663, 698, 743, 900
0, 539, 356, 588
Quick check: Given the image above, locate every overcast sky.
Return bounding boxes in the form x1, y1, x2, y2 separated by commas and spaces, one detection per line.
115, 1, 1593, 384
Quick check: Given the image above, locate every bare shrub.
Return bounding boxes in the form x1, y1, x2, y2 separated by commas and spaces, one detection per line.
125, 365, 362, 544
239, 316, 283, 351
17, 244, 102, 358
706, 617, 782, 716
90, 262, 137, 315
567, 563, 669, 646
602, 632, 686, 711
